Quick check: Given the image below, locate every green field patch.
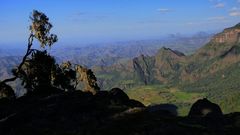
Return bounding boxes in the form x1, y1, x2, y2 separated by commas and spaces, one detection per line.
126, 85, 205, 116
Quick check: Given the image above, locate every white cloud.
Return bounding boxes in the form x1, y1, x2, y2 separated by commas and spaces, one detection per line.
229, 6, 240, 16
157, 8, 172, 13
229, 11, 240, 16
213, 3, 225, 8
230, 7, 239, 11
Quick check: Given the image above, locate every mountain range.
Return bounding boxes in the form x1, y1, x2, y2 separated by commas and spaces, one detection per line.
52, 32, 212, 67
0, 33, 211, 96
93, 23, 240, 114
94, 23, 240, 88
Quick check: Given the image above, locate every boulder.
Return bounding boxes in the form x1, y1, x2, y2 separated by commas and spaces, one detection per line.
109, 88, 129, 105
127, 99, 145, 108
188, 98, 224, 129
188, 98, 223, 117
0, 83, 15, 100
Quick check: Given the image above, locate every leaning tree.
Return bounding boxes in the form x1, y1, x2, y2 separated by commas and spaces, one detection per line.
0, 10, 100, 98
0, 10, 57, 97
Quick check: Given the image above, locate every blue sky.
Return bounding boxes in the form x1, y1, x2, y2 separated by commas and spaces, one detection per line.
1, 0, 240, 45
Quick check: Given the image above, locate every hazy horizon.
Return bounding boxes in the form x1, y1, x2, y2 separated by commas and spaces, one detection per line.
1, 0, 240, 45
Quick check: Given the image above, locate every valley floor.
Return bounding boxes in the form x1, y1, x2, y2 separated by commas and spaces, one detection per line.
126, 85, 240, 116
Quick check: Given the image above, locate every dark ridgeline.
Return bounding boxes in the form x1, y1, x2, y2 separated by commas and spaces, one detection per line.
0, 10, 240, 135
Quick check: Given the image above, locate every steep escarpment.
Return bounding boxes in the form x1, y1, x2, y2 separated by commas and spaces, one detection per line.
94, 47, 186, 89
133, 54, 155, 85
212, 23, 240, 44
194, 23, 240, 60
95, 23, 240, 89
153, 47, 186, 83
181, 23, 240, 82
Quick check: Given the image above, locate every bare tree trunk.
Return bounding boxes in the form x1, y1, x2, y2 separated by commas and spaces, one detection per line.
0, 34, 34, 84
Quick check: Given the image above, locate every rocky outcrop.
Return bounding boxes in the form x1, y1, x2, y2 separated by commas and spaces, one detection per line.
188, 98, 223, 117
94, 88, 145, 108
211, 23, 240, 44
76, 65, 100, 94
109, 88, 130, 105
188, 98, 224, 129
0, 89, 239, 135
0, 83, 15, 100
133, 55, 154, 85
154, 47, 185, 83
132, 47, 186, 85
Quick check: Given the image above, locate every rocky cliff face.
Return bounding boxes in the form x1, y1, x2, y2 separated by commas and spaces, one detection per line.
130, 47, 186, 85
153, 47, 185, 83
211, 23, 240, 44
133, 55, 155, 85
194, 24, 240, 61
183, 23, 240, 81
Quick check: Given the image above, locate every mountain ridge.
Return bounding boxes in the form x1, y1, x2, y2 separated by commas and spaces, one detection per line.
94, 23, 240, 90
92, 23, 240, 114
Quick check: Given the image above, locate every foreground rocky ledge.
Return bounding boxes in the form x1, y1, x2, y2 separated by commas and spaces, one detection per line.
0, 88, 239, 135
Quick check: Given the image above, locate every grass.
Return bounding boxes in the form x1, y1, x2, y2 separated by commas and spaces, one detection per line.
181, 62, 240, 114
126, 85, 205, 116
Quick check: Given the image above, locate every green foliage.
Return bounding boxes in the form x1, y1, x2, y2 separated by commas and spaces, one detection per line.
30, 10, 57, 48
181, 62, 240, 113
53, 61, 76, 91
18, 50, 56, 91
